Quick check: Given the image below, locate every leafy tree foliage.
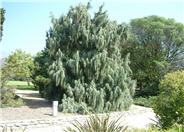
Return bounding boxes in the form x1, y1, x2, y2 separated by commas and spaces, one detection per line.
153, 70, 184, 129
45, 4, 136, 113
0, 8, 5, 41
5, 49, 34, 85
122, 16, 184, 96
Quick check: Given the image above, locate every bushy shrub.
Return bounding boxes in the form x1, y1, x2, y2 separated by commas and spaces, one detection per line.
34, 75, 50, 97
133, 96, 157, 108
0, 66, 24, 108
153, 70, 184, 129
1, 85, 24, 108
30, 51, 50, 97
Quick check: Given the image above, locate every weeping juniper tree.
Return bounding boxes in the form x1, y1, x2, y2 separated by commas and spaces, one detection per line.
46, 3, 136, 114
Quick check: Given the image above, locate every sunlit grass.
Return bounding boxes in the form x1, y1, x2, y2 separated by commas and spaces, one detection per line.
7, 81, 33, 86
7, 81, 36, 91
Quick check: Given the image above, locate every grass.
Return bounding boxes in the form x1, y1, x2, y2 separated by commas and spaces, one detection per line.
7, 81, 33, 86
16, 85, 36, 91
7, 81, 36, 91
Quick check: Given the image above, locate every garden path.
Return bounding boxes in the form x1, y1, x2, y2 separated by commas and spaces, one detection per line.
1, 90, 74, 121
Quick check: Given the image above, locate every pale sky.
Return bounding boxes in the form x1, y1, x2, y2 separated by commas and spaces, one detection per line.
1, 0, 184, 58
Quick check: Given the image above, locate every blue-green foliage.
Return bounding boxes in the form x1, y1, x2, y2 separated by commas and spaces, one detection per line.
46, 3, 136, 113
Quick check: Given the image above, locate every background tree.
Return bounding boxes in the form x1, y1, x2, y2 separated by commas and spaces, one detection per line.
122, 16, 184, 96
45, 3, 136, 113
0, 8, 5, 41
5, 49, 34, 85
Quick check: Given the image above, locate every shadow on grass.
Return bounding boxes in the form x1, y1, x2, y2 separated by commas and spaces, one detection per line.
16, 85, 37, 91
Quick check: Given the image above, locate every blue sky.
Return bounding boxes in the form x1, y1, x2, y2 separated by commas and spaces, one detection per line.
1, 0, 184, 58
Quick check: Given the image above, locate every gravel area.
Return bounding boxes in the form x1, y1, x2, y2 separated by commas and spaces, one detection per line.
0, 90, 157, 132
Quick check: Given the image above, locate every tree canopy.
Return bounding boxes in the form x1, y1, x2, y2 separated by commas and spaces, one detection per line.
131, 16, 184, 68
122, 16, 184, 96
5, 49, 34, 85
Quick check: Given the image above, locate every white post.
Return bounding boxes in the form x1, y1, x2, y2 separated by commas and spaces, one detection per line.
52, 101, 58, 116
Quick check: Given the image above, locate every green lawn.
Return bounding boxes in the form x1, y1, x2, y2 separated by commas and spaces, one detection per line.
7, 81, 36, 91
7, 81, 33, 86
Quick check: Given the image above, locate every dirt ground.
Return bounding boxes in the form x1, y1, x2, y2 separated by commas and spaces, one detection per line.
0, 90, 76, 121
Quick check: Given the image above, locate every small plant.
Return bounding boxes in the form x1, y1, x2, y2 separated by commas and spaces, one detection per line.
153, 70, 184, 129
64, 114, 127, 132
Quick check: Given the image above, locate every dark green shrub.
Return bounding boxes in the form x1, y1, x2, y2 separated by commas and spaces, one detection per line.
34, 75, 50, 97
30, 51, 50, 97
153, 70, 184, 129
133, 96, 157, 108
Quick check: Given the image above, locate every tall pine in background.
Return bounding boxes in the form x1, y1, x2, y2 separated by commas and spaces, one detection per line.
46, 3, 136, 114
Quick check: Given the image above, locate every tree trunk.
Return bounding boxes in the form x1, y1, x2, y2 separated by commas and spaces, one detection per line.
26, 77, 30, 86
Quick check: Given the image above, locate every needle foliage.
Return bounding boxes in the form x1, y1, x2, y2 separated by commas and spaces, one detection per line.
45, 3, 136, 113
